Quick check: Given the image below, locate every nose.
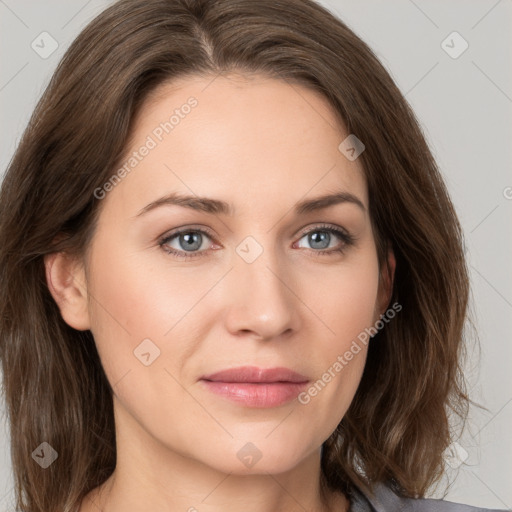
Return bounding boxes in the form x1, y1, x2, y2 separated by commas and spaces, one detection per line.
223, 239, 301, 341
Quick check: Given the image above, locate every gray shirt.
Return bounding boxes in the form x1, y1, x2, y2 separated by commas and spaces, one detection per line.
349, 481, 510, 512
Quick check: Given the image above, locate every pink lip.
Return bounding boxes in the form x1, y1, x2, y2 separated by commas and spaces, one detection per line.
200, 366, 310, 408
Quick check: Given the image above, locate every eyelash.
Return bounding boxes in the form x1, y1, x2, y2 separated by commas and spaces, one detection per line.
158, 224, 355, 261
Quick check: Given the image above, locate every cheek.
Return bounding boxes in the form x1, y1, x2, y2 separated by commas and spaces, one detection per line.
303, 250, 380, 347
296, 248, 379, 416
84, 234, 230, 405
84, 237, 189, 385
87, 236, 202, 337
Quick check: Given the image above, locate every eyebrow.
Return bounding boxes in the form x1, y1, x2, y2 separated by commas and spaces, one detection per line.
135, 190, 366, 218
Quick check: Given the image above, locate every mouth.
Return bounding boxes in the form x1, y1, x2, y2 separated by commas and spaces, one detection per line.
200, 366, 310, 408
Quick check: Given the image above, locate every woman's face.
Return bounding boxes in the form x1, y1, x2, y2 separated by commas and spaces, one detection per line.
56, 73, 393, 476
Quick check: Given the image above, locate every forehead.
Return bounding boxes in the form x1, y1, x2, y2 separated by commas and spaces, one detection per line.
105, 73, 368, 216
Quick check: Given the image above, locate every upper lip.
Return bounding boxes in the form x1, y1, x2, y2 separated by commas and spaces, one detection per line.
201, 366, 309, 383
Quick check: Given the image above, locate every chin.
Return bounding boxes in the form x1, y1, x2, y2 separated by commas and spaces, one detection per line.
191, 436, 315, 476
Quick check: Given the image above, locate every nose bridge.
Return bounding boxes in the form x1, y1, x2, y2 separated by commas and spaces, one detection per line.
225, 233, 298, 339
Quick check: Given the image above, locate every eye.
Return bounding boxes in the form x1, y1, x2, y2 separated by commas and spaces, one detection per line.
294, 224, 355, 256
158, 223, 355, 260
159, 226, 216, 260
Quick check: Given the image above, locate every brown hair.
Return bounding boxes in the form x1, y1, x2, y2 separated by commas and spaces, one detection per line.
0, 0, 482, 510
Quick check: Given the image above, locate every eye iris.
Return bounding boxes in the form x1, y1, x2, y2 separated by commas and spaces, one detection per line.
180, 232, 202, 251
309, 231, 330, 249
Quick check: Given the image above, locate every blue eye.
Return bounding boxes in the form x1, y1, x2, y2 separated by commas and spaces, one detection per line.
159, 227, 215, 260
159, 224, 355, 260
295, 225, 354, 255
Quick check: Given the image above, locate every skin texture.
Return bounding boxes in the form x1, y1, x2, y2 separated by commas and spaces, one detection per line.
45, 73, 395, 512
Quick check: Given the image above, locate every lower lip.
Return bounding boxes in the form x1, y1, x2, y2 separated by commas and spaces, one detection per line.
200, 380, 309, 408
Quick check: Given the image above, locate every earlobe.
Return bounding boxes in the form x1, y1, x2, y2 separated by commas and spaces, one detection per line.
44, 251, 91, 331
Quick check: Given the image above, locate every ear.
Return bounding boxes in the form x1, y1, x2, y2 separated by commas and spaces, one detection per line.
44, 251, 91, 331
376, 246, 396, 316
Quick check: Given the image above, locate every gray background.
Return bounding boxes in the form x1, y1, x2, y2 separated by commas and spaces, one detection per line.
1, 0, 511, 510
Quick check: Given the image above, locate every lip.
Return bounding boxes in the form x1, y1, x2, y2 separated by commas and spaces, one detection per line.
201, 366, 309, 383
200, 366, 310, 408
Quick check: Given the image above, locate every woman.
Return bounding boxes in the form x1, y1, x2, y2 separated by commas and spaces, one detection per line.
0, 0, 507, 511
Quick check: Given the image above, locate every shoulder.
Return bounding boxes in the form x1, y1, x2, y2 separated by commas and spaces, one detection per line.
349, 481, 510, 512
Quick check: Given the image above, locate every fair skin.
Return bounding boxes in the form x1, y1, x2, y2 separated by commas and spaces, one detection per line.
45, 73, 395, 512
